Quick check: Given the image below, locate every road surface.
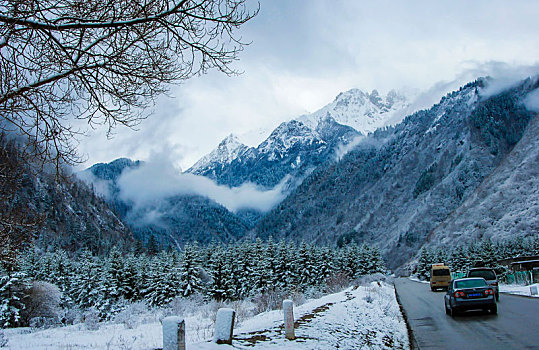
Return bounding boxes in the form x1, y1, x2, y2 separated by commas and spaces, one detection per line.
395, 278, 539, 350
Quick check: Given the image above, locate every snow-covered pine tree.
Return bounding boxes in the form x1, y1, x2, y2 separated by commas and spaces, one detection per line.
416, 248, 434, 280
448, 245, 469, 273
121, 253, 140, 301
340, 243, 361, 279
250, 238, 269, 294
205, 245, 229, 301
296, 242, 314, 288
105, 247, 124, 302
236, 241, 256, 299
69, 250, 108, 317
314, 246, 335, 283
275, 240, 296, 292
264, 237, 279, 291
179, 243, 203, 298
0, 272, 31, 328
364, 245, 386, 274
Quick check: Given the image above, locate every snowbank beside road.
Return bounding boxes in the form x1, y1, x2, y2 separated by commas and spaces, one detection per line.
1, 281, 408, 350
500, 283, 539, 298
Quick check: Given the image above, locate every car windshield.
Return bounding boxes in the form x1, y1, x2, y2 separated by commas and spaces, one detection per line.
468, 270, 496, 280
433, 269, 450, 276
455, 279, 487, 289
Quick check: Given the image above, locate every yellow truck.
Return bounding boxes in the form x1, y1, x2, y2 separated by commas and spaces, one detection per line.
430, 263, 451, 291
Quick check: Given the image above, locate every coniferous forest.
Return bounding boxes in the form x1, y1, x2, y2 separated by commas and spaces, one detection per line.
1, 241, 385, 328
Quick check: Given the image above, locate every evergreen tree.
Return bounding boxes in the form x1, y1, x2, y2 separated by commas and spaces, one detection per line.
448, 245, 469, 273
0, 272, 30, 328
143, 252, 181, 306
416, 248, 434, 280
205, 245, 229, 301
179, 244, 203, 297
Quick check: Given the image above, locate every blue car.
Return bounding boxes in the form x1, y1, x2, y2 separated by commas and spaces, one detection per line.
444, 277, 497, 317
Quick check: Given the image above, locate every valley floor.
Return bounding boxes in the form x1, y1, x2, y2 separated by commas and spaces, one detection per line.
1, 282, 408, 350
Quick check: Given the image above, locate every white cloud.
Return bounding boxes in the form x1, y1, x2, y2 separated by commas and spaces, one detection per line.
524, 87, 539, 112
116, 156, 288, 213
77, 170, 112, 199
334, 136, 366, 161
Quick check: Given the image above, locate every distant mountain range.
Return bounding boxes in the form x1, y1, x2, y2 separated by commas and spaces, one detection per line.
188, 89, 409, 188
80, 79, 539, 269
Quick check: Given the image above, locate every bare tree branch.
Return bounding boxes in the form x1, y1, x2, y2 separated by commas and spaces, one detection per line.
0, 0, 259, 169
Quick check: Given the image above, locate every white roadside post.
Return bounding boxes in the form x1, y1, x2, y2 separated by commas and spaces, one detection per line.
283, 299, 295, 340
530, 285, 538, 296
213, 308, 235, 345
162, 316, 185, 350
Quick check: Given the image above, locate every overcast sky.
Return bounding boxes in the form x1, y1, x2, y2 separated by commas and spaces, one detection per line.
77, 0, 539, 171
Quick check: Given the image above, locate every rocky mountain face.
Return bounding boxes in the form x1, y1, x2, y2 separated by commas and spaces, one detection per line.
253, 78, 538, 269
83, 89, 391, 249
0, 138, 134, 257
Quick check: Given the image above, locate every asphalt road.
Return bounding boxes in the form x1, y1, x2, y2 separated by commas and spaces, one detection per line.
395, 278, 539, 350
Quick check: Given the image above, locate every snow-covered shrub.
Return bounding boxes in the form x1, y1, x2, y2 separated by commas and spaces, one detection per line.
114, 301, 152, 329
62, 305, 83, 325
228, 300, 256, 325
356, 273, 390, 286
82, 308, 100, 331
303, 285, 325, 301
23, 281, 62, 328
325, 272, 350, 293
251, 289, 288, 314
29, 316, 58, 329
166, 293, 204, 318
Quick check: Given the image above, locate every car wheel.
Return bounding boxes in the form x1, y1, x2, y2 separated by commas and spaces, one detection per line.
445, 303, 450, 315
449, 305, 456, 317
496, 293, 499, 302
431, 287, 435, 292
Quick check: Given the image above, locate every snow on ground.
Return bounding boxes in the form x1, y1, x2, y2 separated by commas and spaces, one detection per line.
499, 283, 539, 298
1, 282, 409, 350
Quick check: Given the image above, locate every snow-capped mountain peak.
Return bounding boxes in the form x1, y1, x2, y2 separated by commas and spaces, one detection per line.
298, 88, 409, 133
189, 133, 248, 174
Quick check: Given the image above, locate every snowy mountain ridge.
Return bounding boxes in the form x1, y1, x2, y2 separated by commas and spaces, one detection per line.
188, 88, 408, 186
188, 115, 360, 188
298, 88, 409, 133
190, 134, 249, 174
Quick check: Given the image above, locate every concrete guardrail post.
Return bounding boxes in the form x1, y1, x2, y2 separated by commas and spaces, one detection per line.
530, 285, 538, 296
162, 316, 185, 350
283, 299, 295, 340
213, 308, 235, 345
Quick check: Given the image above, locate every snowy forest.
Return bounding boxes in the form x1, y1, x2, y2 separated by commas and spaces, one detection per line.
1, 240, 385, 328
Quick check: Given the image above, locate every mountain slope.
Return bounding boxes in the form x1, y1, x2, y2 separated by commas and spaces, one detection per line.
425, 109, 539, 246
0, 138, 134, 257
253, 78, 538, 269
